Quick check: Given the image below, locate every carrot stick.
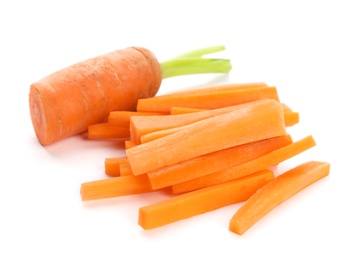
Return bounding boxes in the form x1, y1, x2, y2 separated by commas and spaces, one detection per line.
147, 135, 292, 190
30, 46, 231, 146
131, 100, 282, 144
170, 107, 206, 115
136, 86, 280, 113
138, 169, 275, 230
161, 82, 268, 97
125, 140, 137, 149
87, 123, 130, 140
126, 99, 287, 176
229, 161, 330, 235
172, 135, 316, 193
119, 158, 133, 176
80, 174, 152, 201
104, 157, 122, 177
282, 103, 299, 127
107, 111, 165, 127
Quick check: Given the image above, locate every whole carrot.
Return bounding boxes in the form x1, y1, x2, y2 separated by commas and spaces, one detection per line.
29, 46, 231, 145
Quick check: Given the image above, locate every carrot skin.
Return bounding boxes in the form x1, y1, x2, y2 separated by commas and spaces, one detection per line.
229, 161, 330, 235
138, 169, 275, 230
29, 47, 162, 146
127, 99, 287, 176
80, 174, 152, 201
172, 135, 316, 193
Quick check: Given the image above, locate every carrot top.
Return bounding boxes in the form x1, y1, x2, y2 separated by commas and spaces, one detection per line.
160, 46, 232, 79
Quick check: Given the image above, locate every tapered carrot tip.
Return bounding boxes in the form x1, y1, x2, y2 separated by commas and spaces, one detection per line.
229, 161, 330, 235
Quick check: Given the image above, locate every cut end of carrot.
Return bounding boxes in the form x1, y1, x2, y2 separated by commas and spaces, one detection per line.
29, 84, 50, 146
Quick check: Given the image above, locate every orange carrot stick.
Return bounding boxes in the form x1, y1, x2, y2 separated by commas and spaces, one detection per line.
161, 82, 268, 97
147, 135, 292, 190
138, 169, 275, 230
170, 107, 206, 115
126, 99, 287, 176
172, 135, 316, 193
229, 161, 330, 235
119, 157, 133, 176
131, 100, 282, 144
107, 111, 165, 127
136, 86, 280, 113
87, 123, 130, 140
80, 174, 152, 201
104, 157, 122, 177
282, 103, 300, 126
29, 47, 162, 146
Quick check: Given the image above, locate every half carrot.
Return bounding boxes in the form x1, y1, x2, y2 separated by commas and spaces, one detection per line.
147, 135, 292, 190
126, 99, 287, 176
171, 135, 316, 193
229, 161, 330, 235
138, 169, 275, 230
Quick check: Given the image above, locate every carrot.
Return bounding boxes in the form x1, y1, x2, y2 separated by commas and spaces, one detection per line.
282, 103, 299, 126
104, 157, 122, 177
147, 135, 292, 190
126, 99, 287, 176
87, 123, 130, 140
136, 86, 280, 113
125, 140, 137, 149
229, 161, 330, 235
80, 174, 152, 201
138, 169, 275, 230
130, 101, 282, 144
172, 135, 316, 193
119, 157, 133, 176
29, 46, 231, 146
107, 111, 165, 127
170, 107, 206, 115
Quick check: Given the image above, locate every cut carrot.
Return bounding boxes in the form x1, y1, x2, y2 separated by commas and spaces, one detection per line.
172, 135, 316, 193
80, 174, 152, 201
87, 123, 130, 140
138, 169, 275, 230
107, 111, 165, 127
125, 140, 137, 149
161, 82, 268, 97
147, 135, 292, 190
229, 161, 330, 235
131, 100, 283, 144
170, 107, 206, 115
104, 157, 122, 177
119, 158, 133, 176
30, 45, 231, 146
136, 86, 279, 113
126, 99, 287, 176
282, 103, 299, 126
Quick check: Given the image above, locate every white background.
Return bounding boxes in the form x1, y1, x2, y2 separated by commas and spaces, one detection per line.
1, 0, 359, 259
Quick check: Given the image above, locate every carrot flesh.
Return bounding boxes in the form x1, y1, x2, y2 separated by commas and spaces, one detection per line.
138, 169, 275, 230
107, 111, 165, 127
29, 47, 162, 146
130, 102, 268, 144
119, 158, 133, 176
229, 161, 330, 235
170, 107, 206, 115
172, 135, 316, 194
147, 135, 292, 190
87, 123, 130, 140
104, 157, 122, 177
80, 174, 152, 201
136, 86, 280, 113
126, 99, 287, 176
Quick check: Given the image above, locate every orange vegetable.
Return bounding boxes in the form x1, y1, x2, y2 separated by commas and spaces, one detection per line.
136, 86, 280, 113
130, 102, 265, 144
172, 135, 316, 193
170, 107, 206, 115
80, 174, 152, 201
119, 157, 133, 176
107, 111, 165, 127
229, 161, 330, 235
126, 99, 287, 176
138, 169, 275, 230
147, 135, 292, 190
29, 46, 231, 146
87, 123, 130, 140
29, 47, 162, 146
104, 157, 122, 177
